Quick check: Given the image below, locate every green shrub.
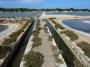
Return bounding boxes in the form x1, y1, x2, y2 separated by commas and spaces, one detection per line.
77, 41, 90, 58
32, 30, 39, 36
32, 21, 42, 48
48, 36, 53, 41
0, 46, 10, 59
49, 19, 64, 29
32, 36, 42, 48
24, 50, 44, 67
44, 27, 48, 33
51, 45, 63, 63
63, 30, 79, 41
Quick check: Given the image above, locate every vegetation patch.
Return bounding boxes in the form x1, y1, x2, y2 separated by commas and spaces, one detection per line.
32, 35, 42, 48
51, 45, 63, 63
77, 41, 90, 58
32, 20, 42, 48
48, 36, 53, 41
49, 19, 65, 29
0, 46, 10, 59
74, 56, 84, 67
24, 50, 44, 67
62, 30, 79, 41
44, 27, 48, 33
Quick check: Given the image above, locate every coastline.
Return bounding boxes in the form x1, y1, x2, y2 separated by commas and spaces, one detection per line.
54, 18, 90, 44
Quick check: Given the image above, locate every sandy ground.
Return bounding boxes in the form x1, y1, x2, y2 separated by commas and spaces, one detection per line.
0, 23, 21, 45
33, 20, 56, 67
40, 13, 90, 19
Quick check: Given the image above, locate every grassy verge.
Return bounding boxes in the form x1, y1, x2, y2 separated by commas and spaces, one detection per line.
44, 27, 48, 33
62, 30, 79, 41
24, 20, 44, 67
49, 18, 65, 29
0, 46, 9, 59
74, 56, 84, 67
48, 36, 53, 41
48, 35, 63, 63
77, 41, 90, 58
32, 20, 42, 48
51, 45, 63, 63
24, 50, 44, 67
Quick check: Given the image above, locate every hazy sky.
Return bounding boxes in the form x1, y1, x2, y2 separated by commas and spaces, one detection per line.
0, 0, 90, 9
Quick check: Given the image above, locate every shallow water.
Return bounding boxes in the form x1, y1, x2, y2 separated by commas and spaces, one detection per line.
0, 25, 8, 32
46, 12, 90, 16
0, 12, 40, 17
62, 19, 90, 33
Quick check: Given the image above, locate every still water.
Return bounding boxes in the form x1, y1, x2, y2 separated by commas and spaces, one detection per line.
0, 25, 8, 32
46, 12, 90, 16
62, 19, 90, 33
0, 12, 40, 17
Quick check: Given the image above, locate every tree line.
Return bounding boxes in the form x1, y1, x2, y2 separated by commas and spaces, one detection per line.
0, 8, 90, 12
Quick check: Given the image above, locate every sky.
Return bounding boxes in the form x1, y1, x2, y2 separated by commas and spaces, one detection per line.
0, 0, 90, 9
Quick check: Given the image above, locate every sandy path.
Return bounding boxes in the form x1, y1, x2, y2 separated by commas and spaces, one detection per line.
33, 21, 56, 67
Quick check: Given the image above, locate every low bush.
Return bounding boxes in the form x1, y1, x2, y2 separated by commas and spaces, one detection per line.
62, 30, 79, 41
51, 45, 63, 63
49, 19, 64, 29
44, 27, 48, 33
77, 41, 90, 58
32, 36, 42, 48
48, 36, 53, 41
32, 20, 42, 48
24, 50, 44, 67
0, 46, 10, 59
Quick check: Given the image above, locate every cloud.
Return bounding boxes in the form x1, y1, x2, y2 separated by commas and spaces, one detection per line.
21, 0, 45, 4
0, 0, 45, 4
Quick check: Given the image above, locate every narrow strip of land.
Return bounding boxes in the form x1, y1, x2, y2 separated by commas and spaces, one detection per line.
33, 20, 56, 67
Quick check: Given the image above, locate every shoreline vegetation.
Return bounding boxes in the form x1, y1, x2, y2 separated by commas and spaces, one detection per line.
0, 18, 32, 59
0, 8, 90, 12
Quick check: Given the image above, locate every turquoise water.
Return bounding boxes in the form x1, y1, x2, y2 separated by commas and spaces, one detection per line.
62, 19, 90, 33
46, 12, 90, 16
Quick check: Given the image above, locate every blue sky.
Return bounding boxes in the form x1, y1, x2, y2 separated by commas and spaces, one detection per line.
0, 0, 90, 9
